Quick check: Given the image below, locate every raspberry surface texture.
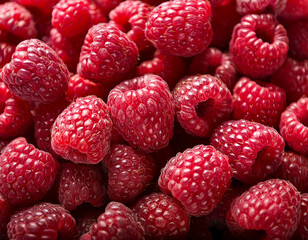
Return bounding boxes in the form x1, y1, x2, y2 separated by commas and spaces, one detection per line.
51, 96, 112, 164
279, 0, 308, 19
1, 39, 70, 103
294, 193, 308, 240
158, 145, 233, 216
236, 0, 287, 15
108, 74, 174, 153
133, 192, 190, 239
211, 120, 285, 184
145, 0, 213, 57
0, 137, 58, 205
0, 42, 15, 68
173, 75, 233, 137
230, 13, 289, 79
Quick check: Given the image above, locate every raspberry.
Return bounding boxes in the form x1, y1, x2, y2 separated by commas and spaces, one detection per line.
145, 0, 213, 57
294, 194, 308, 240
269, 151, 308, 192
137, 50, 187, 89
75, 206, 102, 236
0, 139, 10, 153
78, 23, 139, 85
226, 179, 301, 239
236, 0, 287, 15
103, 143, 155, 203
14, 0, 59, 16
80, 233, 91, 240
7, 202, 78, 240
34, 100, 69, 158
230, 14, 288, 79
132, 192, 190, 239
93, 0, 123, 15
90, 202, 145, 240
232, 77, 286, 127
0, 137, 59, 205
270, 58, 308, 103
0, 194, 10, 229
0, 42, 15, 68
0, 81, 32, 138
172, 75, 233, 137
211, 120, 285, 184
108, 74, 174, 153
279, 0, 308, 19
159, 145, 233, 216
1, 39, 70, 104
189, 48, 237, 90
58, 162, 107, 210
52, 0, 90, 38
88, 1, 108, 26
0, 2, 36, 41
51, 96, 112, 164
109, 0, 152, 51
279, 97, 308, 155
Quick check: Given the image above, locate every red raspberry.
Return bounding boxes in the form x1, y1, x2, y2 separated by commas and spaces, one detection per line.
109, 0, 152, 51
0, 42, 15, 68
280, 97, 308, 155
230, 14, 289, 79
88, 1, 108, 26
145, 0, 213, 57
80, 233, 91, 240
211, 120, 285, 184
132, 192, 190, 239
226, 179, 301, 239
90, 202, 145, 240
51, 96, 112, 164
294, 194, 308, 240
0, 81, 32, 138
34, 100, 69, 158
108, 74, 174, 153
232, 77, 286, 128
279, 0, 308, 19
236, 0, 287, 15
78, 23, 139, 85
1, 39, 70, 104
103, 144, 156, 203
58, 162, 107, 210
0, 194, 10, 229
189, 48, 237, 90
0, 2, 36, 41
271, 58, 308, 103
0, 137, 59, 205
159, 145, 233, 216
14, 0, 59, 16
52, 0, 90, 38
137, 50, 187, 89
0, 139, 10, 153
173, 75, 233, 137
269, 151, 308, 192
93, 0, 123, 14
7, 202, 78, 240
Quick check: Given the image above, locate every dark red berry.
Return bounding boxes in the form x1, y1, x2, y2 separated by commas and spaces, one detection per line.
0, 42, 15, 68
279, 0, 308, 19
236, 0, 287, 15
93, 0, 123, 15
294, 193, 308, 240
14, 0, 59, 16
0, 194, 10, 229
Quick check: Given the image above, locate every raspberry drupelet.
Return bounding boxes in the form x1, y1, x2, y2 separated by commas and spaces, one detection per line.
159, 145, 233, 217
145, 0, 213, 57
51, 96, 113, 164
236, 0, 287, 15
107, 74, 174, 153
230, 13, 289, 79
211, 119, 285, 184
173, 75, 233, 138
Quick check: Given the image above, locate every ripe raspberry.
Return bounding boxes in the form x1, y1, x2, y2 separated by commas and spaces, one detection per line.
280, 97, 308, 155
52, 0, 90, 38
78, 23, 139, 85
211, 120, 285, 184
279, 0, 308, 19
1, 39, 70, 104
236, 0, 287, 15
189, 48, 237, 90
88, 1, 108, 26
145, 0, 213, 57
137, 50, 187, 89
103, 144, 156, 203
159, 145, 233, 216
0, 194, 10, 229
0, 81, 32, 138
109, 0, 152, 51
7, 202, 78, 240
227, 179, 301, 239
58, 162, 107, 210
271, 58, 308, 103
0, 2, 36, 40
93, 0, 123, 14
294, 194, 308, 240
230, 14, 288, 79
14, 0, 59, 16
232, 77, 286, 127
51, 96, 112, 164
269, 151, 308, 192
133, 192, 190, 239
90, 202, 145, 240
0, 137, 59, 205
0, 42, 15, 68
173, 75, 233, 137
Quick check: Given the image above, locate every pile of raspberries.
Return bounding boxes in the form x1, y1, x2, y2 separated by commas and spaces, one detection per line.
0, 0, 308, 239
